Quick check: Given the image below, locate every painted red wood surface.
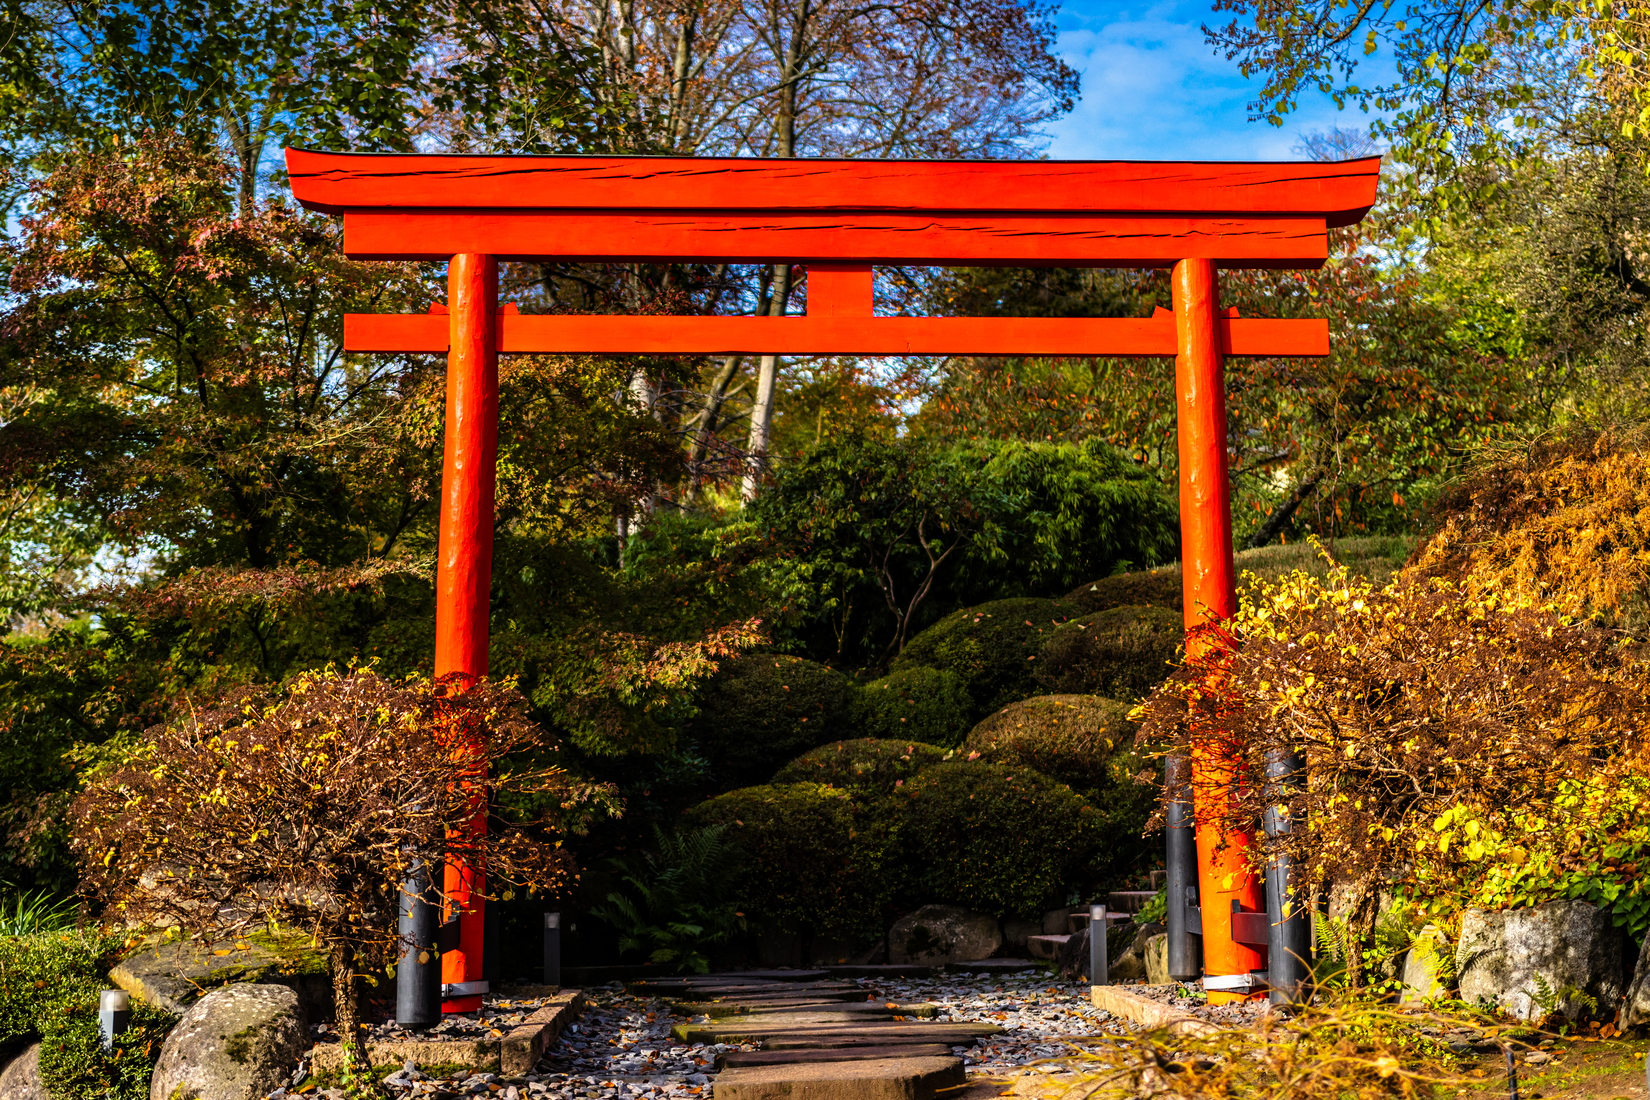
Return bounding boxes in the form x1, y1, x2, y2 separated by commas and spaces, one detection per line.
339, 210, 1329, 266
343, 312, 1330, 357
286, 148, 1380, 227
434, 253, 499, 1015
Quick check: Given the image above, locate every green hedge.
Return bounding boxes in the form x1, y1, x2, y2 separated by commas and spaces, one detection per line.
0, 930, 173, 1100
892, 597, 1075, 720
685, 783, 891, 936
895, 761, 1099, 916
688, 655, 854, 785
1034, 604, 1183, 702
773, 738, 950, 795
851, 667, 972, 747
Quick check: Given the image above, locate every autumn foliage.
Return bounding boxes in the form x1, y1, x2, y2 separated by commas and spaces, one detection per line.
1136, 562, 1650, 970
71, 670, 608, 1061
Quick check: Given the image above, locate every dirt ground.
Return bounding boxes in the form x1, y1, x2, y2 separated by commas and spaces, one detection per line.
1456, 1038, 1650, 1100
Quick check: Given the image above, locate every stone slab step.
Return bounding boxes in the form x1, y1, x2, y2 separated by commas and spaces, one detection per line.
698, 1002, 938, 1019
946, 959, 1040, 972
1105, 891, 1160, 914
714, 1055, 966, 1100
719, 1044, 953, 1069
822, 964, 941, 978
1026, 934, 1070, 960
934, 1079, 1013, 1099
677, 987, 865, 1005
1066, 911, 1134, 934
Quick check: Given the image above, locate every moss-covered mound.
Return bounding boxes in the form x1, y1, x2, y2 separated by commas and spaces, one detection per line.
964, 694, 1132, 794
773, 738, 950, 795
892, 597, 1076, 720
1034, 604, 1183, 702
895, 761, 1098, 916
689, 654, 854, 785
1064, 566, 1184, 614
685, 783, 891, 936
851, 667, 972, 747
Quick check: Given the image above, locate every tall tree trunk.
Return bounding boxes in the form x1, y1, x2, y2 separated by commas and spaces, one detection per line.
741, 265, 792, 501
1243, 467, 1326, 549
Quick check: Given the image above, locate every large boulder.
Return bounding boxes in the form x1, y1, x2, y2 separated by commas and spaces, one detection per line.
888, 906, 1001, 965
0, 1044, 43, 1100
1399, 925, 1449, 1006
1619, 929, 1650, 1028
1456, 902, 1623, 1022
1108, 921, 1164, 982
112, 935, 328, 1016
149, 984, 306, 1100
1143, 934, 1169, 985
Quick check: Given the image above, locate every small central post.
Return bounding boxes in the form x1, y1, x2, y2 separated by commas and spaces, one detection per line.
1171, 257, 1266, 1004
436, 252, 499, 1014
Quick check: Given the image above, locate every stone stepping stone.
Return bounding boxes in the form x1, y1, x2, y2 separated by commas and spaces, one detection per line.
696, 1002, 924, 1019
714, 1054, 965, 1100
718, 1044, 952, 1069
822, 964, 941, 978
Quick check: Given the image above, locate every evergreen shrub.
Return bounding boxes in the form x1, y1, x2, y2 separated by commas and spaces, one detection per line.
685, 783, 890, 936
964, 695, 1158, 881
0, 930, 172, 1100
773, 738, 949, 795
896, 761, 1098, 916
892, 597, 1075, 720
1064, 566, 1183, 614
689, 655, 853, 785
1034, 604, 1183, 701
851, 667, 971, 746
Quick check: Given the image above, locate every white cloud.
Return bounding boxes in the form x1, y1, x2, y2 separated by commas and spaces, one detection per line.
1045, 0, 1368, 160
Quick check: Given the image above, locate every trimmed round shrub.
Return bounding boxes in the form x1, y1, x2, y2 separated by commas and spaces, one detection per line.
893, 597, 1076, 720
896, 761, 1099, 917
964, 694, 1133, 794
774, 738, 950, 794
851, 667, 972, 747
1034, 604, 1182, 702
964, 695, 1159, 881
1064, 566, 1183, 614
689, 655, 854, 785
686, 783, 891, 936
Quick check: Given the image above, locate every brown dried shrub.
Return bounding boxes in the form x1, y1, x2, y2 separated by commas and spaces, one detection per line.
1407, 426, 1650, 629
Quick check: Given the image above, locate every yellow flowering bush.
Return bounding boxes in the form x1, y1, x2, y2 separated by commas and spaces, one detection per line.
1135, 560, 1650, 960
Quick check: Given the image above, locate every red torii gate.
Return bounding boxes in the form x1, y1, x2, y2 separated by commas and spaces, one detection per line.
286, 149, 1380, 1015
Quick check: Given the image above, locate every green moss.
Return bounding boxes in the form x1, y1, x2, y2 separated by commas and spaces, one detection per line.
850, 667, 972, 747
685, 783, 891, 937
1064, 567, 1184, 614
222, 1024, 258, 1065
773, 738, 949, 794
892, 597, 1076, 720
895, 761, 1100, 917
689, 655, 854, 785
1034, 604, 1183, 702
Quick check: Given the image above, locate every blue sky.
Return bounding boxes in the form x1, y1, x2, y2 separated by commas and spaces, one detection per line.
1044, 0, 1384, 160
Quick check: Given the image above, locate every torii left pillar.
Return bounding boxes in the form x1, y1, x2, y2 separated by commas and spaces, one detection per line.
435, 252, 499, 1014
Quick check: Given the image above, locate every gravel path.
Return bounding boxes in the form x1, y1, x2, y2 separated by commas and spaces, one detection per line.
289, 969, 1132, 1099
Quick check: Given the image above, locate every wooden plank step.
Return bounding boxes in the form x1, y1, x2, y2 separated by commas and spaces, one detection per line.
718, 1044, 952, 1069
678, 1019, 1000, 1045
714, 1054, 966, 1100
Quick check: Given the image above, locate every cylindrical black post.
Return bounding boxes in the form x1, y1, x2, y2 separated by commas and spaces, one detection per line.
1264, 746, 1311, 1005
1164, 754, 1202, 981
543, 911, 562, 988
396, 861, 441, 1028
1089, 904, 1109, 985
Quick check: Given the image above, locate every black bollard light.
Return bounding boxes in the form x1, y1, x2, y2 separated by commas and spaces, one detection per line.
1164, 754, 1202, 981
1089, 904, 1109, 986
99, 990, 130, 1050
543, 911, 562, 988
1263, 746, 1311, 1006
395, 860, 441, 1028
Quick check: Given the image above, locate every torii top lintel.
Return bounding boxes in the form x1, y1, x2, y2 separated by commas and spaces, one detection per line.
285, 149, 1380, 268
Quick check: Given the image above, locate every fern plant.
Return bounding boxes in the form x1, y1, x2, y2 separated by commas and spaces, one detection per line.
588, 824, 745, 974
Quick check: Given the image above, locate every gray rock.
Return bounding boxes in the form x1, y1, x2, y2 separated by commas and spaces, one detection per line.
112, 937, 327, 1015
1107, 921, 1163, 982
0, 1043, 44, 1100
1456, 902, 1622, 1022
149, 983, 307, 1100
1620, 925, 1650, 1028
888, 906, 1001, 964
1144, 933, 1169, 985
1399, 924, 1449, 1005
1001, 918, 1041, 954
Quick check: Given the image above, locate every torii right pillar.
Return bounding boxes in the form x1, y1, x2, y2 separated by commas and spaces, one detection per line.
1170, 258, 1267, 1004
